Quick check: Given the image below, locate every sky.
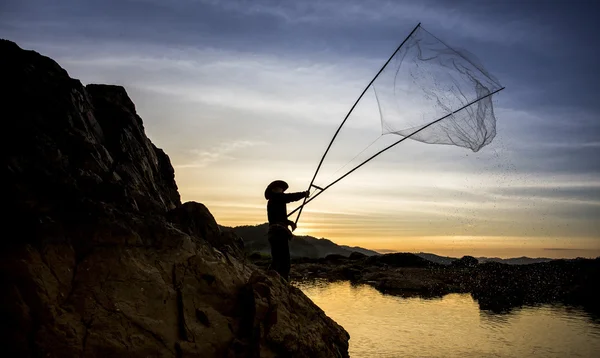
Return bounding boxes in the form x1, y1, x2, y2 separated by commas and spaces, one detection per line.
2, 0, 599, 258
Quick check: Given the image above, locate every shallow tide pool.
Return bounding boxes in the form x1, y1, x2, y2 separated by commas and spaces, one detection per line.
295, 280, 600, 358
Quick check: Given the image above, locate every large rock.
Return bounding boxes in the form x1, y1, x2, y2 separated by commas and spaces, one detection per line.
0, 39, 349, 357
3, 38, 181, 248
451, 255, 479, 268
167, 202, 246, 259
365, 252, 436, 268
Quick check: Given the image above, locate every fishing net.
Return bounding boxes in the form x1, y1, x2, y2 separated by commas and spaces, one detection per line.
372, 25, 503, 152
290, 24, 505, 222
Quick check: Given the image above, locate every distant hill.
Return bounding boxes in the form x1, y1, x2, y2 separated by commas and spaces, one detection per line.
477, 256, 554, 265
340, 245, 378, 257
220, 223, 380, 259
414, 252, 456, 265
413, 252, 554, 265
224, 224, 559, 264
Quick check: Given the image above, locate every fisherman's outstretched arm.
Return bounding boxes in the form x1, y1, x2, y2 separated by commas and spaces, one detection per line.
283, 191, 309, 203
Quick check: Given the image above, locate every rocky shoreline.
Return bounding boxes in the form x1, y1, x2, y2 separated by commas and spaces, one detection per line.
250, 252, 600, 315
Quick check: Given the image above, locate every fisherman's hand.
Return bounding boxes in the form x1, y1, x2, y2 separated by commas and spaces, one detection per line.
290, 222, 297, 232
304, 190, 310, 198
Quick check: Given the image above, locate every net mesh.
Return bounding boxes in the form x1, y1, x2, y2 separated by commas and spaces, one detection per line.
372, 25, 503, 152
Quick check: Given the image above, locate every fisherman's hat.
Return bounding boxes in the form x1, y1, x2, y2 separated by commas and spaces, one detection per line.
264, 180, 289, 200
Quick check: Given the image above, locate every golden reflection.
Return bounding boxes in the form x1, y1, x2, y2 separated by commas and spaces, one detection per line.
294, 281, 600, 358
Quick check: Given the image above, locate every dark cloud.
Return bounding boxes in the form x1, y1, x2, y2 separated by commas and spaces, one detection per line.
3, 0, 598, 114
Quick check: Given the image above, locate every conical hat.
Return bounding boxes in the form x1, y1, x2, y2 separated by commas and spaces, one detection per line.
264, 180, 289, 200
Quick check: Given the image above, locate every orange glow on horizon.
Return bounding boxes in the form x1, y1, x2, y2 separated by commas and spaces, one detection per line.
208, 206, 600, 259
175, 159, 600, 261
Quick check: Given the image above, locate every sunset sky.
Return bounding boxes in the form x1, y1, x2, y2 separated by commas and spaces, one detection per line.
2, 0, 598, 258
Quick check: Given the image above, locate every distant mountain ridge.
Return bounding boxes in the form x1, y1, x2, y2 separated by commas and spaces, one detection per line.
223, 223, 559, 264
413, 252, 555, 265
220, 223, 380, 258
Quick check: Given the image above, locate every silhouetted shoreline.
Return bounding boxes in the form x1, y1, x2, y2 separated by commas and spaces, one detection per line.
250, 252, 600, 316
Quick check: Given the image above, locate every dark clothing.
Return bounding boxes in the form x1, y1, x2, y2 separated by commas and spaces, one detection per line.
268, 225, 292, 280
267, 191, 306, 226
266, 191, 306, 280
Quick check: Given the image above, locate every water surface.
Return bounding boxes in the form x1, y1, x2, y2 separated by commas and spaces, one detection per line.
295, 280, 600, 358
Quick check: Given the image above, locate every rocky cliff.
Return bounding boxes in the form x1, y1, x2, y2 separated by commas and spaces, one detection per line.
0, 39, 349, 357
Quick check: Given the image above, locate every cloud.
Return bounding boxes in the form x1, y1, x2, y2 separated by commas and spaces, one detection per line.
37, 41, 388, 132
174, 140, 267, 168
543, 248, 587, 251
528, 141, 600, 149
157, 0, 551, 46
2, 0, 551, 51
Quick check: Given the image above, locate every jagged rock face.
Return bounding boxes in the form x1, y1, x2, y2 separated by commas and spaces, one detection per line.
0, 39, 349, 357
3, 38, 180, 240
86, 84, 181, 213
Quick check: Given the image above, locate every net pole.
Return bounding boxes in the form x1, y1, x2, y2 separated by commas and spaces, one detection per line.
293, 22, 422, 226
288, 86, 505, 217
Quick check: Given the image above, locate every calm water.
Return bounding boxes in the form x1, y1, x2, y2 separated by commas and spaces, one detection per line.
295, 280, 600, 358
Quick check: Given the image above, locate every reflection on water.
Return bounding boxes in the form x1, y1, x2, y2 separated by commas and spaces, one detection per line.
294, 280, 600, 358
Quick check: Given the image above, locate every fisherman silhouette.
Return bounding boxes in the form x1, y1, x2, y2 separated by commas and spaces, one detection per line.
264, 180, 309, 281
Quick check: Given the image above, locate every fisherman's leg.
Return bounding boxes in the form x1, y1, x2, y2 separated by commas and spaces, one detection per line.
272, 236, 287, 279
268, 231, 281, 274
281, 237, 291, 281
271, 234, 289, 279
